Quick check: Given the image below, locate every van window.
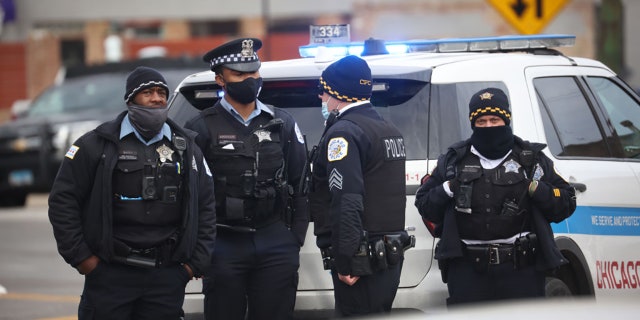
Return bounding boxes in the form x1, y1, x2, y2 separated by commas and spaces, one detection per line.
586, 76, 640, 159
535, 77, 610, 158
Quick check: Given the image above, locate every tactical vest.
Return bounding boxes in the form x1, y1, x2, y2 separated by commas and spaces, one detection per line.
312, 108, 407, 235
204, 109, 287, 227
112, 134, 184, 249
453, 150, 532, 240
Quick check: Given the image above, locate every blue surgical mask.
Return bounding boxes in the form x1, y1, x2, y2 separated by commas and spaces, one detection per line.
321, 97, 331, 120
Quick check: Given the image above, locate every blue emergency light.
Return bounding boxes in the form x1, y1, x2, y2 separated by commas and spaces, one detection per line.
298, 34, 576, 59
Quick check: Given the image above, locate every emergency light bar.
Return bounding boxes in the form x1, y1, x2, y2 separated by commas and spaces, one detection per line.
298, 34, 576, 58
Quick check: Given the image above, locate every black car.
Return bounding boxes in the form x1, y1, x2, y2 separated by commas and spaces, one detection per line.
0, 59, 203, 207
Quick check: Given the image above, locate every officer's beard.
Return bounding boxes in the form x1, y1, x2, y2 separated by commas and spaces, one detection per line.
469, 125, 514, 160
127, 104, 169, 141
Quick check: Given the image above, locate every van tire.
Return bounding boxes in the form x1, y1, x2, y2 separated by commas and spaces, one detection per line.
545, 276, 572, 297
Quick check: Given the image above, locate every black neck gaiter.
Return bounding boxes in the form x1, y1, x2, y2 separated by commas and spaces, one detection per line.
127, 104, 169, 141
470, 126, 514, 160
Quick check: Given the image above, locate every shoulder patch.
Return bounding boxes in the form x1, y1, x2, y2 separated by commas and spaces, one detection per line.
327, 137, 348, 162
294, 123, 304, 144
65, 145, 80, 160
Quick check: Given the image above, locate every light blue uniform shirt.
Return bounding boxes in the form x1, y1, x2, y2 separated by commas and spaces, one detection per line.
220, 96, 274, 126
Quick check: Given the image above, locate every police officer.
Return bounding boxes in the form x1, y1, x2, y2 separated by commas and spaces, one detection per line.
48, 66, 216, 320
184, 38, 309, 320
309, 55, 410, 317
414, 87, 577, 305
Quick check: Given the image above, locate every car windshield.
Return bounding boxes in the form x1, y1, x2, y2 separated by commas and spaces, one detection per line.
27, 73, 125, 117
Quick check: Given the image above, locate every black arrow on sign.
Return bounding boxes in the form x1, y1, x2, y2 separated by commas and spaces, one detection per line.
511, 0, 545, 19
511, 0, 528, 18
536, 0, 543, 18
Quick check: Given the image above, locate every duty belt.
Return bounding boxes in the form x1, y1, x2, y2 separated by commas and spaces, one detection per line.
464, 243, 515, 265
217, 213, 281, 233
463, 240, 538, 273
112, 240, 174, 268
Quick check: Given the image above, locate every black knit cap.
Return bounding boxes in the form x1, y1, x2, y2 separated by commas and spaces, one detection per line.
124, 66, 169, 103
468, 87, 511, 126
320, 55, 372, 103
203, 38, 262, 73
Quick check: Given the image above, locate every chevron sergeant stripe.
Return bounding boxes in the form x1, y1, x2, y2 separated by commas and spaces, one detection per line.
329, 168, 343, 191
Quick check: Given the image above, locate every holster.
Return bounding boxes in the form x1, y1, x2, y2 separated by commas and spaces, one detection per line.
112, 237, 177, 269
112, 240, 157, 268
320, 246, 334, 270
372, 239, 388, 271
383, 234, 404, 266
514, 233, 538, 269
350, 240, 373, 276
371, 233, 413, 271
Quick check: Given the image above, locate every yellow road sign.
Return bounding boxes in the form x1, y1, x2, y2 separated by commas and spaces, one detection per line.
487, 0, 569, 34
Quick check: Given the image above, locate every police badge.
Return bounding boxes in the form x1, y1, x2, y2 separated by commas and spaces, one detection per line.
533, 163, 544, 180
254, 130, 272, 142
241, 39, 254, 57
156, 144, 174, 163
479, 91, 494, 100
503, 159, 521, 173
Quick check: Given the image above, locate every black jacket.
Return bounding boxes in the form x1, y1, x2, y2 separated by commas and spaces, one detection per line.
414, 136, 576, 270
48, 111, 216, 277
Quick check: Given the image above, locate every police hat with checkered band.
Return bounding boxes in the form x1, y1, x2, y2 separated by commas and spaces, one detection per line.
468, 87, 512, 127
203, 38, 262, 73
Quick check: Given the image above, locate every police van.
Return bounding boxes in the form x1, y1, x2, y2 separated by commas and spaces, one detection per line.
168, 33, 640, 315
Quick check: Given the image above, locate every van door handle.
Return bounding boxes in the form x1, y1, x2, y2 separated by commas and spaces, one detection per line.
570, 182, 587, 193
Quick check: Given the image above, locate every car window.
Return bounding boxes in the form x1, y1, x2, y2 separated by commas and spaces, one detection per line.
429, 82, 508, 157
535, 77, 610, 158
586, 76, 640, 159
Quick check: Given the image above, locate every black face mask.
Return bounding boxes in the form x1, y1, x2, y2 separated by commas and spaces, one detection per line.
127, 104, 169, 140
469, 125, 514, 160
224, 77, 263, 104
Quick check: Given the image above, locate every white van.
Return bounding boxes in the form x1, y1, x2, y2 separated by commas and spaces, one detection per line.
169, 34, 640, 316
